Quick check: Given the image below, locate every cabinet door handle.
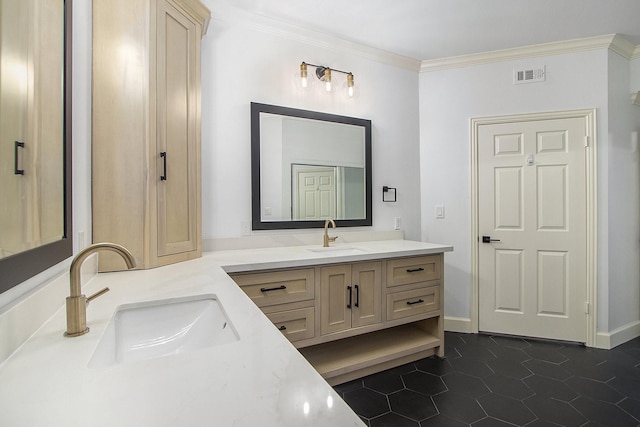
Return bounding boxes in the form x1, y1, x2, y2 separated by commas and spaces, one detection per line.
14, 141, 25, 175
406, 267, 424, 273
160, 151, 167, 181
278, 325, 287, 331
354, 284, 359, 307
406, 299, 424, 306
347, 285, 352, 309
260, 285, 287, 292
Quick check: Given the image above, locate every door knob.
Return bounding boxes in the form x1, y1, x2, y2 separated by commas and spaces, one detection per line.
482, 236, 501, 243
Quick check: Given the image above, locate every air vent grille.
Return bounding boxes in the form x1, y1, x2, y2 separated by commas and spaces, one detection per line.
514, 66, 546, 84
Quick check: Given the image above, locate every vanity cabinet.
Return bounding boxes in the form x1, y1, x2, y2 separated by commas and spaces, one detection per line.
230, 253, 445, 385
320, 262, 382, 335
92, 0, 210, 271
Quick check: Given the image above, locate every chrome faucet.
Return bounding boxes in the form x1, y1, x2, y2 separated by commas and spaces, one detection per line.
64, 242, 136, 337
323, 219, 338, 247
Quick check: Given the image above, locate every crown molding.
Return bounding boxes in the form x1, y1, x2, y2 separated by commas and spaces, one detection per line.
210, 6, 421, 72
421, 34, 638, 73
633, 45, 640, 60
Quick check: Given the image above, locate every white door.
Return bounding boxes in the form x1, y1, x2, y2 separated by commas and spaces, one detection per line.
293, 166, 336, 220
478, 116, 587, 342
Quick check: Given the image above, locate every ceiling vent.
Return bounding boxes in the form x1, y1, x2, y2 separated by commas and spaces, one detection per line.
513, 66, 545, 84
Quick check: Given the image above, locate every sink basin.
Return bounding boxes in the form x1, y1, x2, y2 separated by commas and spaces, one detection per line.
307, 246, 367, 255
89, 294, 238, 368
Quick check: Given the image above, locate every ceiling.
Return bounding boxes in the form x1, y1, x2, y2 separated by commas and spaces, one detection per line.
215, 0, 640, 60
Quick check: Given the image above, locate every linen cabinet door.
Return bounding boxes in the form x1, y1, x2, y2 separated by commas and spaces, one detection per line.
320, 264, 352, 335
351, 262, 382, 328
156, 0, 201, 258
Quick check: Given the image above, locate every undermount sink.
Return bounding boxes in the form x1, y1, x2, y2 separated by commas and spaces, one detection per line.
89, 294, 238, 368
307, 246, 367, 255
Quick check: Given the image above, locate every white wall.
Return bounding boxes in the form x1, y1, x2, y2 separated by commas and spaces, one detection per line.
200, 3, 422, 240
419, 47, 640, 338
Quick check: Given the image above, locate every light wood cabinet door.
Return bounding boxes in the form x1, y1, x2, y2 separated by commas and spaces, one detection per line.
92, 0, 209, 271
320, 262, 382, 335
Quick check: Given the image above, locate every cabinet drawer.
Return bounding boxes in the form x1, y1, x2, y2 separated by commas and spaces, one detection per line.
386, 285, 440, 321
386, 256, 440, 287
231, 268, 315, 307
266, 307, 315, 342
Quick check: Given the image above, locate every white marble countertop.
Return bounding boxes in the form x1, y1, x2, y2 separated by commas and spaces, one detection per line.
0, 240, 452, 426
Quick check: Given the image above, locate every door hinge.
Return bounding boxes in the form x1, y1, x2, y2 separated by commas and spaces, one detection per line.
584, 301, 589, 314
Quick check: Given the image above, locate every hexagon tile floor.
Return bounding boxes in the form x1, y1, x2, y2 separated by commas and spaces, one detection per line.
333, 332, 640, 426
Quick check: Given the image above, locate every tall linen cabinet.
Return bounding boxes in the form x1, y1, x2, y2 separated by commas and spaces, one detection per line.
92, 0, 210, 271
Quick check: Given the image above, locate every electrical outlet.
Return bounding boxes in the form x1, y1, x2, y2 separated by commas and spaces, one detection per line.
394, 217, 401, 230
435, 205, 445, 219
240, 221, 251, 236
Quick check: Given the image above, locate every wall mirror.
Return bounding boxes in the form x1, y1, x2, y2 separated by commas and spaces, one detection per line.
0, 0, 72, 294
251, 102, 372, 230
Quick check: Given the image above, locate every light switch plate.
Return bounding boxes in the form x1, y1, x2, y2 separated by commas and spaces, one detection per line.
435, 205, 445, 219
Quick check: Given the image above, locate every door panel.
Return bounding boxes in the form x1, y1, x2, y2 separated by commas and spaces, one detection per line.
478, 116, 587, 342
351, 262, 382, 328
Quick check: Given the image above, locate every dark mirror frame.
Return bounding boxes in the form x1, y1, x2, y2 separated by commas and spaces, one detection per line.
251, 102, 372, 230
0, 0, 73, 295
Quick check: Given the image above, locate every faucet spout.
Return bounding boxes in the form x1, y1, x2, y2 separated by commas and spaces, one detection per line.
65, 242, 136, 337
323, 219, 337, 247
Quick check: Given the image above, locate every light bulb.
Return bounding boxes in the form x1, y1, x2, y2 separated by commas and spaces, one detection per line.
300, 62, 308, 88
324, 68, 332, 91
347, 73, 354, 97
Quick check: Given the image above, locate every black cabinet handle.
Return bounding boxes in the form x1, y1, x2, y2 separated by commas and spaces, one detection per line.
406, 299, 424, 306
260, 285, 287, 292
406, 267, 424, 273
278, 325, 287, 331
354, 284, 360, 308
14, 141, 25, 175
347, 285, 352, 309
160, 151, 167, 181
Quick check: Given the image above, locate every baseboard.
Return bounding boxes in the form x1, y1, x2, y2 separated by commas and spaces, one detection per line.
595, 320, 640, 349
444, 316, 473, 333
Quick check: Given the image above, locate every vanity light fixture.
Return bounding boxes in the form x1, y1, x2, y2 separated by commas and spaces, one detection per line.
299, 62, 355, 97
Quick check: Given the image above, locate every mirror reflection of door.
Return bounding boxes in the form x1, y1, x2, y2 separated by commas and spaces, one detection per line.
0, 0, 64, 259
292, 165, 336, 220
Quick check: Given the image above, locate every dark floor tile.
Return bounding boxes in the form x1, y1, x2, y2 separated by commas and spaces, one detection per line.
566, 376, 624, 403
523, 358, 572, 380
447, 356, 493, 378
370, 412, 419, 427
490, 334, 531, 349
483, 373, 535, 400
389, 389, 438, 421
402, 371, 447, 396
524, 395, 587, 426
459, 333, 499, 347
488, 343, 531, 363
334, 378, 364, 395
523, 374, 578, 402
523, 420, 561, 427
441, 372, 490, 398
432, 391, 486, 424
561, 357, 616, 382
419, 414, 467, 427
415, 356, 454, 376
618, 397, 640, 421
607, 374, 640, 401
485, 358, 532, 379
571, 395, 640, 427
343, 387, 389, 419
365, 365, 415, 394
477, 392, 536, 425
524, 344, 568, 364
471, 417, 514, 426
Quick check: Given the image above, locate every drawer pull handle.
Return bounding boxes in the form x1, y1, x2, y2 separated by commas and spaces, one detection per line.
160, 151, 167, 181
406, 267, 424, 273
14, 141, 25, 175
406, 299, 424, 306
278, 325, 287, 331
260, 285, 287, 292
347, 285, 352, 309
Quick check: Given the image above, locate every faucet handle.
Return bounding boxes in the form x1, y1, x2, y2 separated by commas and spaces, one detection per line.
328, 236, 338, 243
87, 287, 110, 304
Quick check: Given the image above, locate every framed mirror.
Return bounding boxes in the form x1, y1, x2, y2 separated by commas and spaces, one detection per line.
251, 103, 372, 230
0, 0, 72, 294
